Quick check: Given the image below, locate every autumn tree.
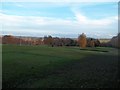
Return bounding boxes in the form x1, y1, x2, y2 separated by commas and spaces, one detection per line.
87, 38, 95, 47
78, 33, 87, 48
43, 36, 48, 45
43, 35, 53, 46
2, 35, 15, 44
94, 39, 100, 47
47, 35, 53, 46
52, 37, 62, 46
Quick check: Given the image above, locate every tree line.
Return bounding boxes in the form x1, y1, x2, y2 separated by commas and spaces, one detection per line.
43, 33, 100, 48
1, 33, 119, 48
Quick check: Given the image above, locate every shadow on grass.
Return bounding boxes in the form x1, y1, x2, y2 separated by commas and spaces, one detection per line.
80, 48, 108, 52
2, 53, 118, 88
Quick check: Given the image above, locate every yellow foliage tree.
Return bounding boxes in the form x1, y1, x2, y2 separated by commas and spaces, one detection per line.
78, 33, 87, 48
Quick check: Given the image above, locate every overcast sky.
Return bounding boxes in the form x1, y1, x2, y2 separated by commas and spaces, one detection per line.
0, 1, 118, 39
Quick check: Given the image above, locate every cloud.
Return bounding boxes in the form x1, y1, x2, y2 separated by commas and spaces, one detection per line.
0, 11, 118, 38
14, 3, 25, 8
1, 0, 119, 2
71, 8, 117, 26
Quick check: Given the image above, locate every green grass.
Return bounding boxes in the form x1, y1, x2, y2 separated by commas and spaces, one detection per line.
2, 45, 119, 88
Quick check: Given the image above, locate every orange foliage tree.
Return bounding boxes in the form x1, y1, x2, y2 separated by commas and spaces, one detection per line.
78, 33, 87, 48
43, 35, 53, 46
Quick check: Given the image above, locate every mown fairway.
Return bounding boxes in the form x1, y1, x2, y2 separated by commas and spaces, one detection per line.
2, 45, 119, 88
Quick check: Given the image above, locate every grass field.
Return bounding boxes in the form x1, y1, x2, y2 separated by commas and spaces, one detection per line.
2, 45, 119, 88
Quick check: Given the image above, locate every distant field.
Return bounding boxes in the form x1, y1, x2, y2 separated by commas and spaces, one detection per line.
2, 45, 119, 88
99, 39, 110, 43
